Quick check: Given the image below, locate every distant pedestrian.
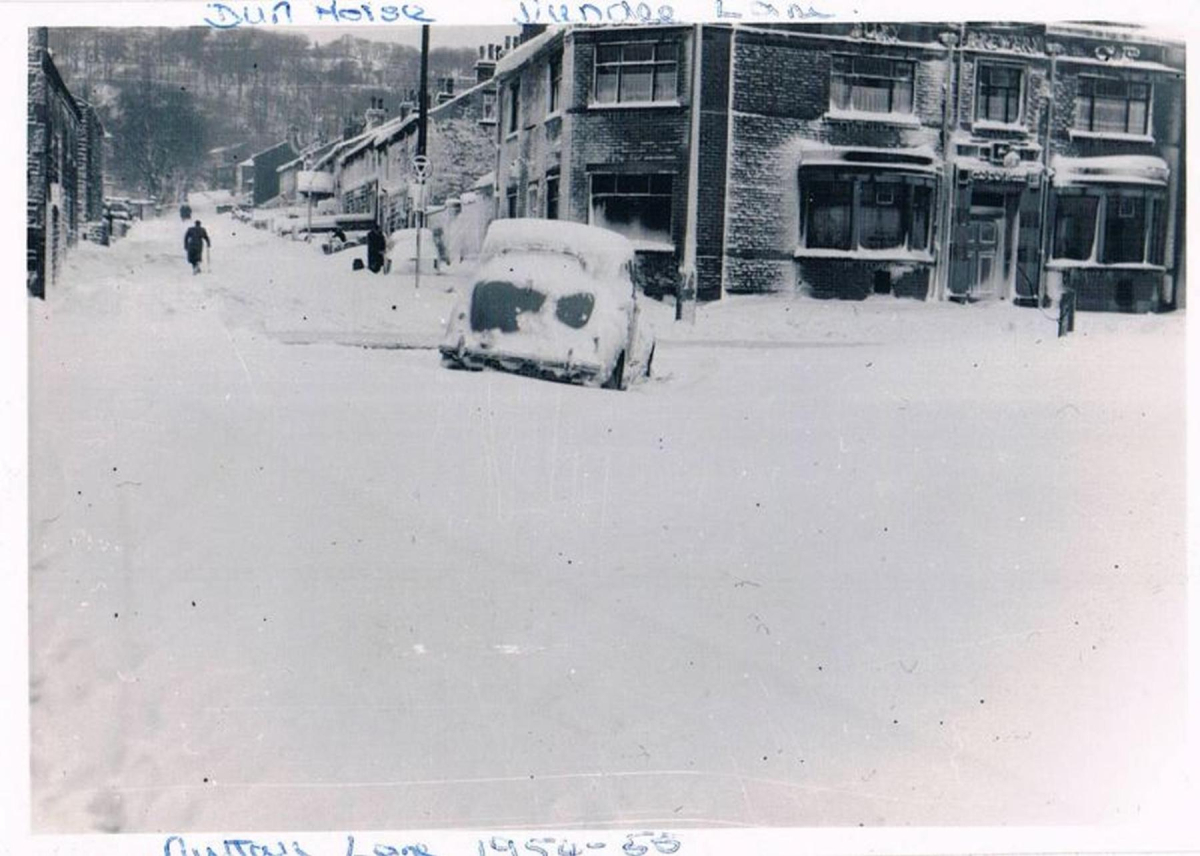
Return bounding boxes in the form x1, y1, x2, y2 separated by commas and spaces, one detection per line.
179, 203, 192, 221
366, 222, 386, 274
184, 220, 210, 274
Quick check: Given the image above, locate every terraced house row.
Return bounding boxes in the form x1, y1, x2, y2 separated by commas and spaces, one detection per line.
491, 21, 1186, 312
27, 27, 108, 299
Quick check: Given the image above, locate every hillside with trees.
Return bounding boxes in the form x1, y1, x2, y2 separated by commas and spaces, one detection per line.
46, 28, 492, 198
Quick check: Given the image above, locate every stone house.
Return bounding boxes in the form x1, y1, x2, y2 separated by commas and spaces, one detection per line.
28, 27, 89, 298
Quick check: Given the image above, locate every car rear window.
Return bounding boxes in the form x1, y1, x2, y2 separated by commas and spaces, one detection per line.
554, 292, 595, 329
470, 281, 547, 333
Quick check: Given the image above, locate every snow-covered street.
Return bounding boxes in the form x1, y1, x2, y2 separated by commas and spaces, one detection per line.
29, 198, 1186, 833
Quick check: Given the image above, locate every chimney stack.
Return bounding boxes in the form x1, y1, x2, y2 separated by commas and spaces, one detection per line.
476, 43, 499, 83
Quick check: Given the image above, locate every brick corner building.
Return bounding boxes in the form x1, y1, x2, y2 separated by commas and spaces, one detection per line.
492, 22, 1185, 313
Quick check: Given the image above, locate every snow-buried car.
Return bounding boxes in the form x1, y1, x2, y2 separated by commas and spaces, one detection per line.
440, 219, 655, 390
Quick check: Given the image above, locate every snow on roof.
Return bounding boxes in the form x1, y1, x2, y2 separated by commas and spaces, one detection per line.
373, 113, 418, 147
340, 133, 375, 164
494, 28, 563, 78
1051, 154, 1170, 187
472, 171, 495, 190
250, 140, 296, 160
482, 218, 635, 280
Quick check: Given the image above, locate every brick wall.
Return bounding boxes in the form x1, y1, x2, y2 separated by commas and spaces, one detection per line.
724, 28, 948, 294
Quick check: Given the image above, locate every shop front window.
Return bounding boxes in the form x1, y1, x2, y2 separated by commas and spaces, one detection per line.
1051, 188, 1165, 265
801, 169, 935, 254
589, 172, 673, 245
804, 179, 852, 249
1103, 193, 1146, 263
1052, 194, 1099, 260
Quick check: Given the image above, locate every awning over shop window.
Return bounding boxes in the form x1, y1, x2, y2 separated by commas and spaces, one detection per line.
797, 143, 941, 174
1051, 155, 1169, 187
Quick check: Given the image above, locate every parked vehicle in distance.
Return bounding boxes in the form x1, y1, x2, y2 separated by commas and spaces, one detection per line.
440, 219, 655, 390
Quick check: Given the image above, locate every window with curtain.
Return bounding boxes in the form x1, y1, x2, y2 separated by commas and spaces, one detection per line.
803, 179, 854, 249
1051, 189, 1166, 265
1074, 77, 1151, 135
830, 55, 915, 114
801, 170, 935, 253
1052, 194, 1099, 260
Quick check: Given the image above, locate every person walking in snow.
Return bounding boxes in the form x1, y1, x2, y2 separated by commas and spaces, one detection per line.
184, 220, 210, 274
366, 222, 387, 274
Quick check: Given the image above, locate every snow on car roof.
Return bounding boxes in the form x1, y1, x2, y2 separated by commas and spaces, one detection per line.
482, 219, 635, 279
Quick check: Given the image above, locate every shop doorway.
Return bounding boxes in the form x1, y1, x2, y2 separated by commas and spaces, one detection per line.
962, 206, 1006, 299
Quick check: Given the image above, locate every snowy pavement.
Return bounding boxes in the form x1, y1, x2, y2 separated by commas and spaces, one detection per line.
28, 202, 1187, 833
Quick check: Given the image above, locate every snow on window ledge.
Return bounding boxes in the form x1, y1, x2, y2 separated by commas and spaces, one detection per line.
1045, 259, 1165, 271
823, 108, 922, 127
794, 246, 935, 263
630, 240, 676, 253
972, 119, 1029, 133
1068, 128, 1155, 144
587, 100, 684, 111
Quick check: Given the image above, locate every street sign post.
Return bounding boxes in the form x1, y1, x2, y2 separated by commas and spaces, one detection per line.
412, 155, 432, 291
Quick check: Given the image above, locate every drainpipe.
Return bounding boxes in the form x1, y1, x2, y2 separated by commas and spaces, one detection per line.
1036, 42, 1063, 308
678, 23, 704, 323
935, 30, 959, 302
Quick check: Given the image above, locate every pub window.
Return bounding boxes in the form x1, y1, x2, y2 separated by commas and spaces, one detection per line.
506, 185, 518, 218
548, 52, 563, 114
545, 173, 560, 220
1052, 194, 1099, 261
801, 169, 935, 253
1051, 188, 1166, 266
1103, 192, 1146, 263
589, 172, 673, 245
803, 178, 853, 250
507, 80, 520, 134
594, 42, 678, 105
976, 64, 1024, 124
830, 55, 915, 114
1074, 77, 1151, 135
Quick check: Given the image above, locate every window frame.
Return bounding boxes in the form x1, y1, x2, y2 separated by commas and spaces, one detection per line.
829, 53, 916, 115
798, 168, 936, 255
1050, 185, 1167, 267
480, 89, 497, 125
587, 170, 675, 245
974, 61, 1026, 126
1073, 74, 1153, 136
591, 40, 680, 107
545, 172, 560, 220
547, 52, 563, 116
507, 80, 520, 136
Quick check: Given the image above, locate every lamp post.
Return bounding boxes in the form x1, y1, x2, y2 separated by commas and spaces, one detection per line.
1037, 42, 1064, 309
935, 30, 959, 302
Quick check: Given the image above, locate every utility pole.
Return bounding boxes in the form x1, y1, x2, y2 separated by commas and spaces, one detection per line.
1036, 42, 1064, 310
418, 25, 430, 171
678, 23, 703, 323
415, 23, 431, 291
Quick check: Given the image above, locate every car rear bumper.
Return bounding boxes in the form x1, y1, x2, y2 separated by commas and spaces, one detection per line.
440, 345, 605, 385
